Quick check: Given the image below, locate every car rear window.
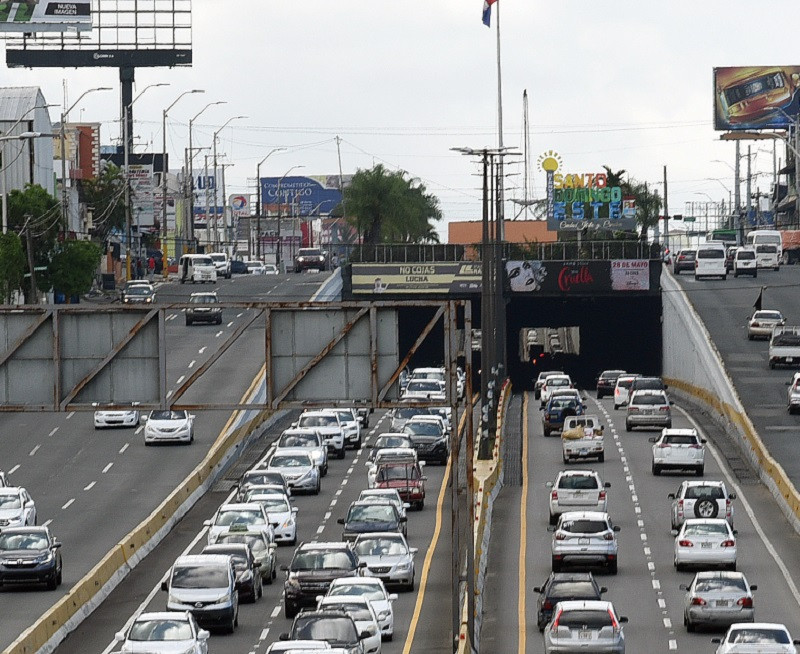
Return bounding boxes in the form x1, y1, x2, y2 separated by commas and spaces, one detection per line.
728, 628, 790, 644
631, 394, 667, 406
558, 609, 613, 629
737, 250, 756, 260
684, 486, 724, 500
662, 435, 697, 445
557, 475, 599, 490
684, 522, 729, 536
549, 581, 600, 599
756, 244, 778, 253
561, 519, 608, 534
697, 248, 724, 259
695, 577, 747, 593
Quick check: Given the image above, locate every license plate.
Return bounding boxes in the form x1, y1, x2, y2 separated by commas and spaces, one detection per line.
715, 599, 729, 607
579, 449, 588, 455
701, 542, 712, 549
578, 538, 590, 545
578, 630, 592, 640
573, 491, 586, 498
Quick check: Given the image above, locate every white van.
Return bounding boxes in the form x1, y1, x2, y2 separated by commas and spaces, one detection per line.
746, 229, 783, 261
755, 243, 780, 270
208, 252, 232, 279
694, 242, 727, 280
179, 254, 217, 284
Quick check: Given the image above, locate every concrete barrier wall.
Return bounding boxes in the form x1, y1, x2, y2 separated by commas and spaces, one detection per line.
661, 272, 800, 531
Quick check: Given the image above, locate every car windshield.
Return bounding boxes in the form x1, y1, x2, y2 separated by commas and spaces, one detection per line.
0, 532, 48, 550
329, 582, 385, 601
279, 433, 319, 447
292, 551, 354, 571
662, 435, 697, 445
299, 249, 323, 257
729, 628, 790, 644
404, 422, 441, 437
683, 523, 729, 536
395, 407, 429, 419
348, 505, 396, 523
680, 250, 696, 258
189, 294, 217, 304
243, 472, 284, 487
547, 378, 569, 387
772, 331, 800, 346
757, 244, 778, 253
632, 394, 667, 406
209, 254, 225, 262
0, 495, 21, 509
215, 533, 267, 552
128, 619, 193, 641
548, 581, 599, 599
754, 311, 782, 321
684, 486, 724, 500
333, 411, 355, 423
171, 565, 228, 589
375, 436, 412, 449
270, 455, 311, 468
406, 381, 442, 393
377, 466, 419, 482
354, 537, 407, 556
149, 410, 187, 420
599, 371, 623, 380
215, 509, 264, 526
299, 415, 337, 428
695, 577, 747, 593
125, 286, 152, 296
557, 475, 599, 490
246, 495, 290, 512
246, 262, 262, 270
561, 519, 609, 534
194, 257, 214, 266
293, 616, 358, 644
322, 602, 373, 621
558, 609, 613, 629
412, 371, 445, 382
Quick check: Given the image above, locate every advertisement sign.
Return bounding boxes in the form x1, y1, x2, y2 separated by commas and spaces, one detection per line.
611, 260, 650, 291
714, 66, 800, 130
260, 175, 352, 217
128, 164, 155, 227
351, 263, 482, 295
0, 1, 91, 33
229, 194, 249, 219
507, 260, 612, 294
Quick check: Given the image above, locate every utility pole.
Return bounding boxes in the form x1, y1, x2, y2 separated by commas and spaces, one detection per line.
204, 154, 211, 251
24, 217, 37, 305
663, 165, 669, 255
746, 145, 752, 228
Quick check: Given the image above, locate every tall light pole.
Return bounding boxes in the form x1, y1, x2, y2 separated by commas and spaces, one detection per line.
161, 89, 204, 278
60, 87, 112, 230
255, 147, 286, 259
212, 115, 246, 251
123, 83, 169, 280
187, 101, 226, 249
276, 165, 304, 271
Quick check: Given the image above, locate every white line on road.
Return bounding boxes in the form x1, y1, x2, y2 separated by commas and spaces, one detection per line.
663, 618, 672, 628
102, 462, 113, 473
43, 519, 52, 527
8, 465, 19, 474
29, 445, 40, 456
198, 346, 207, 354
652, 580, 661, 589
176, 375, 185, 384
658, 598, 667, 608
669, 640, 678, 650
260, 627, 270, 640
335, 489, 342, 496
135, 426, 143, 435
324, 511, 331, 521
188, 360, 196, 368
62, 499, 74, 510
237, 312, 243, 318
66, 411, 74, 419
48, 427, 58, 437
227, 321, 234, 327
119, 443, 129, 454
84, 481, 96, 491
215, 331, 223, 338
316, 525, 325, 534
166, 390, 173, 398
271, 606, 281, 618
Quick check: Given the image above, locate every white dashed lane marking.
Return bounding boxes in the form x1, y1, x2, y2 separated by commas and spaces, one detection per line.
8, 465, 19, 474
215, 331, 223, 338
62, 499, 75, 510
227, 321, 234, 327
270, 606, 281, 619
119, 443, 129, 454
199, 346, 207, 354
48, 427, 58, 437
84, 481, 96, 491
237, 312, 243, 318
188, 360, 196, 369
29, 445, 40, 456
43, 519, 52, 527
176, 375, 185, 384
66, 411, 75, 420
102, 462, 113, 473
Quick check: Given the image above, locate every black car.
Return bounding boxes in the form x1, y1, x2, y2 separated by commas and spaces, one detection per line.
595, 370, 625, 399
0, 526, 62, 590
282, 542, 362, 618
201, 543, 262, 603
403, 420, 449, 465
533, 572, 607, 631
281, 608, 369, 650
294, 247, 328, 273
337, 501, 406, 542
672, 249, 697, 274
230, 259, 249, 275
630, 376, 667, 394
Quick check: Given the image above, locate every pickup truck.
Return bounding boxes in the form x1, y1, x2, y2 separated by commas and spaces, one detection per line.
561, 415, 604, 463
769, 326, 800, 369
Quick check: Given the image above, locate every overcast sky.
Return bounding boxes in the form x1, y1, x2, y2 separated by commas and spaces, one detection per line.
2, 0, 798, 239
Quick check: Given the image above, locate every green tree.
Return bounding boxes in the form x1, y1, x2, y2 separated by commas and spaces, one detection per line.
342, 165, 442, 245
48, 240, 102, 301
0, 232, 25, 304
81, 161, 126, 243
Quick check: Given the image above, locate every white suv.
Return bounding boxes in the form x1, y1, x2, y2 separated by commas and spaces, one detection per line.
668, 480, 736, 529
613, 374, 638, 409
295, 411, 346, 459
547, 470, 610, 525
650, 428, 706, 476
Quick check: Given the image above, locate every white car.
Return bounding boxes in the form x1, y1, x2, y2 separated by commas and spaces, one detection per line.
296, 411, 346, 459
359, 488, 410, 521
789, 377, 800, 414
116, 611, 210, 653
266, 642, 333, 653
535, 370, 565, 400
0, 471, 8, 487
713, 623, 800, 653
547, 470, 610, 525
674, 518, 737, 572
352, 532, 417, 591
273, 428, 328, 476
263, 263, 279, 275
93, 407, 140, 429
265, 449, 321, 494
650, 428, 706, 476
549, 512, 620, 574
669, 481, 735, 529
326, 576, 398, 642
204, 502, 274, 545
540, 375, 573, 408
240, 491, 298, 545
613, 374, 639, 409
316, 596, 382, 654
0, 487, 37, 527
245, 260, 266, 275
143, 410, 194, 445
402, 379, 446, 402
747, 309, 785, 340
328, 408, 362, 449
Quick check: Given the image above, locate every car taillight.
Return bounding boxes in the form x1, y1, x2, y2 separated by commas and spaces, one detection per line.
737, 597, 753, 608
555, 533, 567, 541
689, 444, 702, 449
607, 608, 619, 629
551, 491, 558, 500
629, 407, 639, 412
603, 532, 615, 541
659, 443, 671, 448
543, 600, 553, 610
690, 597, 707, 606
721, 539, 735, 548
551, 608, 562, 630
726, 500, 732, 517
599, 491, 607, 500
677, 499, 684, 516
659, 406, 670, 412
752, 321, 760, 327
679, 539, 694, 547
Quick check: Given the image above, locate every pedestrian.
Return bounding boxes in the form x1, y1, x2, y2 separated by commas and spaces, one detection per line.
135, 257, 144, 280
147, 255, 156, 281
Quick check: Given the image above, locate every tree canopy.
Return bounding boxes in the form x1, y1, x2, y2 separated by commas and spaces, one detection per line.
0, 232, 25, 304
48, 240, 102, 300
81, 161, 126, 243
342, 165, 442, 245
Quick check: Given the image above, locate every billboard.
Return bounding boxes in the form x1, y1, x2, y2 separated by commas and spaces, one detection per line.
128, 164, 155, 228
506, 260, 651, 294
260, 175, 352, 217
350, 263, 482, 295
714, 66, 800, 130
0, 1, 91, 33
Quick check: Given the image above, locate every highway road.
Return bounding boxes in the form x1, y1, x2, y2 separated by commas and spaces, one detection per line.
481, 389, 800, 652
0, 271, 332, 651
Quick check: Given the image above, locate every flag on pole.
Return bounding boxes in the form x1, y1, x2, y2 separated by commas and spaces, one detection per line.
482, 0, 498, 27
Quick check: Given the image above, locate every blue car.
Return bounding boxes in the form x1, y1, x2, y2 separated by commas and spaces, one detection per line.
542, 395, 585, 437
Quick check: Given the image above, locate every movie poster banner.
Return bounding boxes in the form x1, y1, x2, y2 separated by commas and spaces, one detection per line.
0, 1, 92, 33
506, 260, 611, 294
351, 263, 482, 295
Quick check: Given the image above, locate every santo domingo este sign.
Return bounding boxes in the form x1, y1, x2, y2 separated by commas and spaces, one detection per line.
540, 151, 637, 232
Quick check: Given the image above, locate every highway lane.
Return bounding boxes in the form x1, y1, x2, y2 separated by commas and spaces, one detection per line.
0, 271, 330, 650
53, 409, 453, 654
482, 389, 800, 652
672, 266, 800, 481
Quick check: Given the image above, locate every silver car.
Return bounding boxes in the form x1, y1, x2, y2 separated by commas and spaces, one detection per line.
625, 390, 672, 431
682, 571, 756, 632
549, 511, 620, 575
547, 470, 610, 525
353, 532, 417, 591
115, 611, 209, 654
748, 309, 786, 340
789, 377, 800, 414
274, 428, 328, 476
713, 623, 800, 653
543, 600, 627, 654
265, 449, 321, 495
673, 519, 737, 572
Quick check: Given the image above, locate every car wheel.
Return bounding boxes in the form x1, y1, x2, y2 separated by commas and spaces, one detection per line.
225, 611, 236, 634
322, 463, 328, 477
563, 454, 569, 464
734, 272, 739, 278
625, 422, 632, 432
748, 333, 753, 340
56, 567, 62, 586
652, 463, 660, 476
608, 559, 618, 575
549, 512, 558, 526
313, 479, 321, 495
185, 318, 192, 326
265, 568, 274, 585
217, 316, 222, 325
728, 562, 737, 572
613, 403, 619, 410
695, 465, 704, 477
551, 557, 561, 573
694, 498, 719, 519
406, 576, 415, 592
753, 272, 758, 278
675, 558, 684, 572
685, 614, 695, 632
285, 602, 298, 619
770, 360, 776, 369
385, 632, 393, 642
543, 427, 551, 437
46, 574, 58, 591
337, 447, 346, 460
598, 452, 605, 463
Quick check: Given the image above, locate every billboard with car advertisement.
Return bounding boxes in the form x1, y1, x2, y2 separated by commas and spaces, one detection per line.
0, 1, 91, 32
714, 66, 800, 130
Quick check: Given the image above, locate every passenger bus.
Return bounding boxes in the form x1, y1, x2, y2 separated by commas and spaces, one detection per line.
745, 229, 783, 262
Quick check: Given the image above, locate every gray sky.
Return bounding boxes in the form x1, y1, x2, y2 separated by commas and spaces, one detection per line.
2, 0, 798, 239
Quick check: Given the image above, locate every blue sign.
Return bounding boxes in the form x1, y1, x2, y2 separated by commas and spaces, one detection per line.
260, 175, 348, 216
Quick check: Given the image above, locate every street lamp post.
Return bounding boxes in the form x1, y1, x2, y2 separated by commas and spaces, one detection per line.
255, 147, 286, 260
60, 87, 112, 231
187, 101, 226, 249
161, 89, 204, 278
212, 115, 246, 251
275, 165, 304, 272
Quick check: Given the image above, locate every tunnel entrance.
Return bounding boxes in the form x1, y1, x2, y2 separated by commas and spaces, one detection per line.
506, 294, 663, 390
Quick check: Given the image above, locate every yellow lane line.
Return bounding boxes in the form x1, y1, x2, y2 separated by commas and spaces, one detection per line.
402, 406, 469, 654
518, 393, 529, 654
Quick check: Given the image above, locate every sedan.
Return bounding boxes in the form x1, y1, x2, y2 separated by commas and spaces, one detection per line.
0, 526, 62, 590
713, 623, 800, 653
353, 532, 417, 591
326, 576, 398, 641
674, 518, 737, 572
403, 418, 449, 464
0, 487, 36, 527
550, 511, 620, 574
625, 390, 672, 431
201, 543, 262, 602
367, 434, 414, 464
115, 611, 209, 654
682, 571, 756, 632
211, 526, 277, 584
673, 248, 697, 274
338, 502, 406, 542
93, 406, 140, 429
596, 370, 625, 399
543, 600, 627, 654
241, 491, 298, 545
650, 428, 706, 476
789, 377, 800, 414
316, 596, 382, 654
274, 428, 328, 476
264, 450, 321, 494
748, 309, 786, 340
143, 410, 194, 445
237, 470, 290, 500
533, 572, 607, 631
245, 260, 266, 275
204, 502, 274, 545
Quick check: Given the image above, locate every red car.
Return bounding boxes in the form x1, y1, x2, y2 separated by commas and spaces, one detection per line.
375, 461, 427, 510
